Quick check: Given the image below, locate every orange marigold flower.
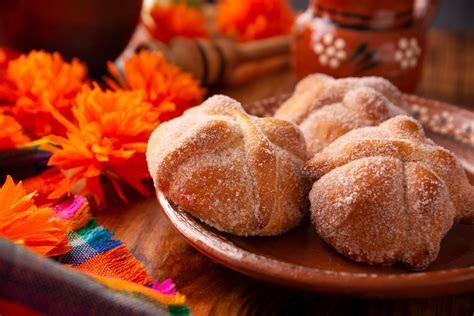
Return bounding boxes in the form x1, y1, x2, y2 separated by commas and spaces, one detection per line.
215, 0, 294, 41
0, 50, 88, 138
0, 176, 70, 256
0, 47, 20, 71
42, 85, 159, 204
0, 112, 30, 150
22, 168, 68, 206
106, 50, 205, 121
146, 3, 208, 43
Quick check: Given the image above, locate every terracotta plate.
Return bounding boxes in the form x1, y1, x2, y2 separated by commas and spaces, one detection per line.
156, 94, 474, 298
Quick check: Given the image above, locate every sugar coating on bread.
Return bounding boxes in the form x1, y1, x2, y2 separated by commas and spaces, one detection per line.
305, 115, 474, 270
275, 74, 408, 157
147, 95, 310, 236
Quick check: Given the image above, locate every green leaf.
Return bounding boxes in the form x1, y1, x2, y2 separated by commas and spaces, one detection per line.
350, 42, 368, 62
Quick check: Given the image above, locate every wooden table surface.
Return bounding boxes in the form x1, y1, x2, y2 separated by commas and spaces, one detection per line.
96, 29, 474, 315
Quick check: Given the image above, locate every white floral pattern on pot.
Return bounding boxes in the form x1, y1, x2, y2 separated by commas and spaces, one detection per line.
312, 33, 347, 69
430, 111, 455, 134
408, 101, 474, 146
394, 37, 421, 70
456, 122, 474, 144
296, 9, 313, 30
411, 103, 429, 123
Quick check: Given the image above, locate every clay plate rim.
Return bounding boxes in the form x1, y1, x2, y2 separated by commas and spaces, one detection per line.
158, 192, 474, 298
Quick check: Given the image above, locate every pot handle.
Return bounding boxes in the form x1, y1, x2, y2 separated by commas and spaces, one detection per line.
414, 0, 440, 29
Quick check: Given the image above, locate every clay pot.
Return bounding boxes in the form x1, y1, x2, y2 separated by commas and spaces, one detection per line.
0, 0, 143, 75
292, 0, 439, 92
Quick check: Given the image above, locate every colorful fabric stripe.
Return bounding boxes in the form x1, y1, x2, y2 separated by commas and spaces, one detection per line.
59, 220, 122, 265
52, 194, 87, 221
0, 238, 189, 315
51, 194, 189, 311
52, 194, 91, 231
1, 165, 190, 314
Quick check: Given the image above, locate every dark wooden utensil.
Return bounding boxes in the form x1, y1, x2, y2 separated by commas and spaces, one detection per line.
139, 35, 291, 86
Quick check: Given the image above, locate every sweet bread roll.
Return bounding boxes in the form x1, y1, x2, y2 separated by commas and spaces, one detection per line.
305, 115, 474, 270
147, 95, 309, 236
274, 74, 407, 156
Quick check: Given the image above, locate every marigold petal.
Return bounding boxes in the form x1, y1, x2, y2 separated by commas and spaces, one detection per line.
146, 3, 208, 43
105, 50, 205, 122
215, 0, 294, 41
0, 112, 30, 150
0, 176, 70, 256
45, 86, 160, 205
2, 50, 88, 138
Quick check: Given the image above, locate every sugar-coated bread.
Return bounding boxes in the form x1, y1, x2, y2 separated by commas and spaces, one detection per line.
305, 115, 474, 270
147, 95, 310, 236
274, 74, 407, 157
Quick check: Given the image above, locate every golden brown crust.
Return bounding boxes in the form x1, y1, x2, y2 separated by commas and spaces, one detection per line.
274, 74, 408, 157
305, 115, 474, 269
147, 95, 310, 236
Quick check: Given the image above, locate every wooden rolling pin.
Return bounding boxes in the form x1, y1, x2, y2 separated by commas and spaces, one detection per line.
137, 36, 291, 86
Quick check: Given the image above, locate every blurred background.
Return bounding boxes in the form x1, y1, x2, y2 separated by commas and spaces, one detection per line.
0, 0, 472, 104
291, 0, 474, 32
